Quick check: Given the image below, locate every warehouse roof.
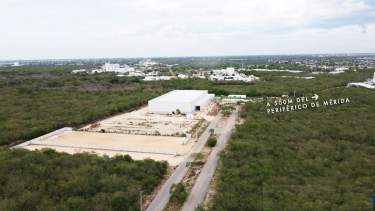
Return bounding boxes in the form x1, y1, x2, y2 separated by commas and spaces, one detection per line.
149, 90, 209, 103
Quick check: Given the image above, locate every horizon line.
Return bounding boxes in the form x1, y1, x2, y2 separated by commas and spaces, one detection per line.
1, 52, 375, 62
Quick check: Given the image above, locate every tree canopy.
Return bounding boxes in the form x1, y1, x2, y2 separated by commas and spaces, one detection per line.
0, 148, 167, 211
212, 88, 375, 210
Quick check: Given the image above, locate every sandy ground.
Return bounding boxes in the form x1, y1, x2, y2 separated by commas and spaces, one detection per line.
21, 131, 194, 166
81, 107, 201, 136
18, 104, 218, 166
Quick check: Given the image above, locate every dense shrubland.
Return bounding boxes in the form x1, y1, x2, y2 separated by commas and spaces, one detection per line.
212, 88, 375, 210
0, 66, 372, 146
0, 66, 157, 145
0, 65, 374, 210
0, 89, 154, 145
0, 148, 167, 211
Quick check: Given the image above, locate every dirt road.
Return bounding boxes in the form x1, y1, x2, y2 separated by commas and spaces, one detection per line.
181, 107, 238, 211
146, 113, 222, 211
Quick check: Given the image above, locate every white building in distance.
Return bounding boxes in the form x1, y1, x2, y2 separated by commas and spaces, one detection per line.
210, 67, 259, 82
91, 63, 135, 74
228, 95, 247, 99
12, 62, 21, 67
148, 90, 215, 114
72, 69, 87, 74
140, 59, 158, 67
103, 63, 121, 72
177, 74, 189, 79
128, 71, 145, 77
143, 76, 172, 81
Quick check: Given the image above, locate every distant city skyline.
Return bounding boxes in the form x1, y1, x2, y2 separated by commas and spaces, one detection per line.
2, 53, 375, 63
1, 0, 375, 60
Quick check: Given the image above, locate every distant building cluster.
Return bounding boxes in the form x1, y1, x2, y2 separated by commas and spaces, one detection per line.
72, 62, 260, 83
328, 67, 350, 75
143, 76, 172, 81
72, 60, 159, 78
270, 55, 375, 71
140, 59, 158, 67
0, 61, 22, 67
209, 67, 259, 82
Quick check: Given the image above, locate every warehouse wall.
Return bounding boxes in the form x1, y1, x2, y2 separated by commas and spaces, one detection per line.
148, 100, 194, 114
148, 90, 214, 114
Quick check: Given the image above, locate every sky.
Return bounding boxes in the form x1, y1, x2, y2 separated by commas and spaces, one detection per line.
1, 0, 375, 60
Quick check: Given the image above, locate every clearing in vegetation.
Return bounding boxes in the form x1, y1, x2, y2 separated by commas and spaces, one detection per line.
18, 130, 192, 166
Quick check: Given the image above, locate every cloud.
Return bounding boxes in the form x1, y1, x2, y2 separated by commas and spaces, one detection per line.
0, 0, 374, 59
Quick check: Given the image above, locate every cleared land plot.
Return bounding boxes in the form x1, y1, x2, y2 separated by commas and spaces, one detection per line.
20, 131, 193, 166
17, 106, 214, 166
81, 107, 201, 136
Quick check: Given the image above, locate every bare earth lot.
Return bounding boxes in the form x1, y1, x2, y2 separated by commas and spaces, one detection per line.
17, 105, 216, 166
21, 131, 194, 166
81, 107, 202, 136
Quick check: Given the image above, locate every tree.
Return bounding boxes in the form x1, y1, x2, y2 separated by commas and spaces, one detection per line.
170, 183, 188, 205
0, 149, 168, 211
220, 105, 235, 116
207, 136, 217, 147
111, 192, 131, 211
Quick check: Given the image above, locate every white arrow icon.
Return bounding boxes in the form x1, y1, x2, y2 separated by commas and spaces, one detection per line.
311, 94, 319, 101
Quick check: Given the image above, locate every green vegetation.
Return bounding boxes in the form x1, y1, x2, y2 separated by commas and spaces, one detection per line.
212, 88, 375, 210
0, 148, 167, 211
207, 136, 218, 148
1, 65, 372, 146
192, 152, 204, 160
161, 69, 372, 97
0, 66, 158, 146
0, 89, 153, 145
1, 65, 374, 210
220, 105, 235, 116
165, 182, 189, 211
189, 119, 208, 138
169, 183, 188, 206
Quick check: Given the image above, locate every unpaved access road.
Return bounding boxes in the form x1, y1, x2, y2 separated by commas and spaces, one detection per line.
181, 107, 238, 211
146, 113, 222, 211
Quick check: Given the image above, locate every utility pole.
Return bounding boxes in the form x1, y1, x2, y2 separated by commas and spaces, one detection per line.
140, 190, 143, 211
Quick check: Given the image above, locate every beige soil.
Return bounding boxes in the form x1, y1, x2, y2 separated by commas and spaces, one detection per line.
81, 107, 201, 136
18, 104, 218, 167
22, 131, 194, 166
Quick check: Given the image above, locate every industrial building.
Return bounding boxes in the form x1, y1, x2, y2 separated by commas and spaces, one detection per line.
148, 90, 215, 114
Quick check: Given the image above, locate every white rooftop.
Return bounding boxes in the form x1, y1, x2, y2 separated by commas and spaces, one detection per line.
150, 90, 209, 103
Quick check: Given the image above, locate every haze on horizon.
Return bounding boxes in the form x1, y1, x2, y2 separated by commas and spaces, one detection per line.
1, 0, 375, 60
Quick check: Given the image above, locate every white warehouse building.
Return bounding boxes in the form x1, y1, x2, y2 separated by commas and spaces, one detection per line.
148, 90, 215, 114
